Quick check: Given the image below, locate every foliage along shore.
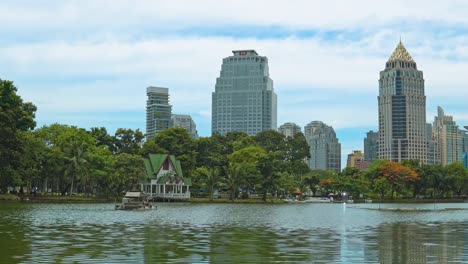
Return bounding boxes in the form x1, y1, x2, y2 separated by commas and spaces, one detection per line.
1, 79, 468, 203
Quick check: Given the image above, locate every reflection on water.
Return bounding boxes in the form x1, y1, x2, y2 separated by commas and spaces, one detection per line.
0, 202, 467, 263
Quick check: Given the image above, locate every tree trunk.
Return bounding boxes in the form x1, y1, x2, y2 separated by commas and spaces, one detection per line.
70, 175, 75, 195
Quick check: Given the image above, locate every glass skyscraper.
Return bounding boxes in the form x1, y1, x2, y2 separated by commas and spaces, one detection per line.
378, 40, 427, 163
146, 86, 172, 140
211, 50, 277, 135
364, 130, 378, 163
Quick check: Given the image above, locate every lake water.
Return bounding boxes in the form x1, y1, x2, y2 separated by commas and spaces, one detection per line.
0, 202, 467, 263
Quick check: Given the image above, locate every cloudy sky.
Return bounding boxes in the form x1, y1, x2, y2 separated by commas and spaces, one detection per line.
2, 0, 468, 166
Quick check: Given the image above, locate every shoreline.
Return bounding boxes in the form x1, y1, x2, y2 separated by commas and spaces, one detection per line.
1, 194, 466, 204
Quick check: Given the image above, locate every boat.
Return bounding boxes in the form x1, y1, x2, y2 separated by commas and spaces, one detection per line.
304, 197, 332, 203
115, 191, 156, 210
345, 199, 354, 204
365, 198, 373, 203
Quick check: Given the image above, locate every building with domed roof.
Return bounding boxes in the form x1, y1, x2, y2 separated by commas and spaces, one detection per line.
377, 40, 427, 163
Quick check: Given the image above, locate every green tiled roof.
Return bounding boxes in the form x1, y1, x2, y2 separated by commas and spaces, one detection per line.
144, 159, 154, 178
144, 153, 191, 186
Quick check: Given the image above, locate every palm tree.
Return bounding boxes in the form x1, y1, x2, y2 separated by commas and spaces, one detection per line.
224, 164, 243, 202
205, 167, 221, 201
64, 141, 88, 195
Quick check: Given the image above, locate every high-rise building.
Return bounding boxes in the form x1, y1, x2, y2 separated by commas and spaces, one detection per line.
432, 106, 463, 165
347, 150, 364, 168
146, 86, 172, 139
364, 130, 378, 163
463, 127, 468, 169
171, 114, 198, 139
211, 50, 277, 136
278, 122, 301, 138
378, 40, 427, 163
304, 121, 341, 172
426, 123, 438, 165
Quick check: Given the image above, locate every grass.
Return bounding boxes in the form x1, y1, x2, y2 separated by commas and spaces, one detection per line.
188, 197, 287, 204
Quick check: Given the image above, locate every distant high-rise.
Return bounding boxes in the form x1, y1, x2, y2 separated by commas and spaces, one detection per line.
347, 150, 364, 168
378, 40, 427, 163
278, 122, 301, 138
171, 114, 198, 139
432, 106, 462, 165
212, 50, 277, 135
146, 86, 172, 139
426, 123, 438, 165
305, 121, 341, 172
364, 130, 378, 163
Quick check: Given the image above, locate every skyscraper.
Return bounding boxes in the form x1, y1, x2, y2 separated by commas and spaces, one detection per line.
432, 106, 462, 165
364, 130, 378, 163
347, 150, 364, 168
278, 122, 301, 138
171, 114, 199, 139
305, 121, 341, 172
378, 40, 427, 163
146, 86, 172, 140
212, 50, 277, 135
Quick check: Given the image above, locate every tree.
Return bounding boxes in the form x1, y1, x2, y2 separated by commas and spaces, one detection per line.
108, 153, 145, 197
153, 127, 197, 176
89, 127, 115, 151
204, 167, 221, 201
257, 154, 281, 202
0, 79, 37, 192
445, 162, 468, 197
224, 164, 243, 202
64, 141, 89, 195
377, 161, 420, 199
114, 128, 144, 154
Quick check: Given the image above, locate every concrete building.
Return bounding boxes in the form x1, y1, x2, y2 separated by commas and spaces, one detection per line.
171, 114, 198, 139
432, 106, 462, 166
364, 130, 378, 163
278, 122, 301, 138
304, 121, 341, 172
463, 127, 468, 169
347, 150, 365, 168
212, 50, 277, 135
378, 40, 427, 163
146, 86, 172, 140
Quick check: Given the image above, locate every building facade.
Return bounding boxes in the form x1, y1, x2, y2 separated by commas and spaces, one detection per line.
347, 150, 365, 168
171, 114, 198, 139
305, 121, 341, 172
278, 122, 302, 138
364, 130, 378, 163
212, 50, 277, 136
377, 40, 427, 163
146, 86, 172, 140
432, 106, 463, 165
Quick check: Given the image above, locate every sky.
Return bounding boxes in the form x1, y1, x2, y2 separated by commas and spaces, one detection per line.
2, 0, 468, 167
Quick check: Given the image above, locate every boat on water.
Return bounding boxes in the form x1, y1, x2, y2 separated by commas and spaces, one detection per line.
345, 199, 354, 204
115, 191, 156, 210
365, 198, 373, 203
304, 197, 332, 203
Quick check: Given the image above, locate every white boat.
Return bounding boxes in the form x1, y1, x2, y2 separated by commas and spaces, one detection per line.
115, 191, 156, 210
304, 197, 332, 203
345, 199, 354, 204
365, 198, 373, 203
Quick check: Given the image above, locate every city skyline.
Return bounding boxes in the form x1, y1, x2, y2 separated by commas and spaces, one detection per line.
2, 1, 468, 168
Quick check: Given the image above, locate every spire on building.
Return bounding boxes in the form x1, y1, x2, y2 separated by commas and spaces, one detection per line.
387, 40, 414, 63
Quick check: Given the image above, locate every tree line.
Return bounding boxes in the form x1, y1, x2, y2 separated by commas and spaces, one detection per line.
1, 79, 468, 200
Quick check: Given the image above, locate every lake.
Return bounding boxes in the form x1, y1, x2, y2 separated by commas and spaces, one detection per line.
0, 202, 467, 263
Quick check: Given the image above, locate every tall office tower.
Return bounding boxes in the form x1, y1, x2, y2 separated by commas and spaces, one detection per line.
211, 50, 277, 135
364, 130, 378, 163
146, 86, 172, 140
432, 106, 463, 165
378, 40, 427, 163
278, 122, 301, 138
426, 123, 438, 165
304, 121, 341, 172
171, 114, 199, 139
